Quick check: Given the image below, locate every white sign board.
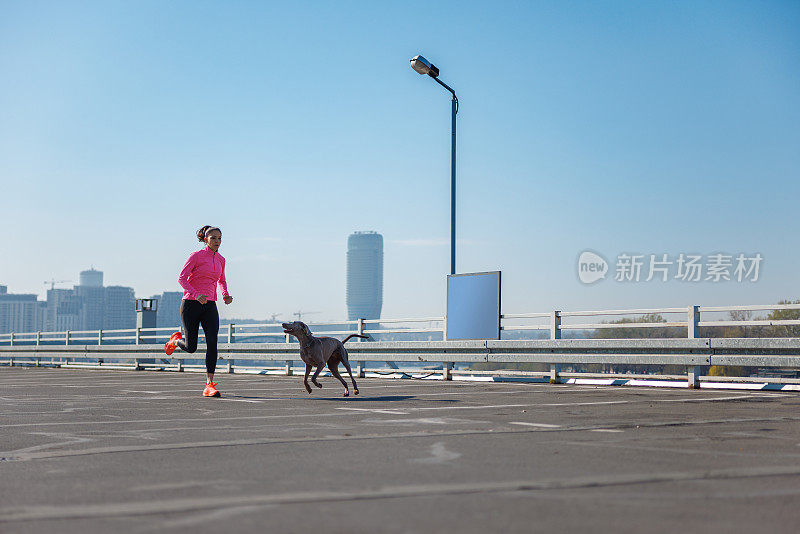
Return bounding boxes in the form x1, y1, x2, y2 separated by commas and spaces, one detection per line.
446, 271, 501, 340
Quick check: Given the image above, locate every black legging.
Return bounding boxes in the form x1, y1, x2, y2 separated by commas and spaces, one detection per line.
176, 299, 219, 373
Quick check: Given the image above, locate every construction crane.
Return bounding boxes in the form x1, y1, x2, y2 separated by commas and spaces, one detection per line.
44, 279, 71, 290
267, 313, 282, 323
293, 311, 321, 321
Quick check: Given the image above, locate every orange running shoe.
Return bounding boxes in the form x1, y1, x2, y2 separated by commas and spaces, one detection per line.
203, 382, 221, 397
164, 331, 182, 356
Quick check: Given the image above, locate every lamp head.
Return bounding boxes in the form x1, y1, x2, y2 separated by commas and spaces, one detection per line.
410, 55, 439, 78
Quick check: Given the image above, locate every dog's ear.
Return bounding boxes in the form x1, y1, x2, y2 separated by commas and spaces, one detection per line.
303, 323, 310, 336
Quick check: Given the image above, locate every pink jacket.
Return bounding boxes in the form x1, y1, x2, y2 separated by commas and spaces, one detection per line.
178, 246, 229, 302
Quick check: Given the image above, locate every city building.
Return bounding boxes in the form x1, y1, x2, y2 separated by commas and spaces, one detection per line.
0, 289, 40, 334
3, 270, 140, 334
346, 231, 383, 321
103, 286, 135, 330
46, 288, 82, 332
76, 269, 105, 331
75, 285, 105, 331
37, 300, 47, 331
154, 291, 183, 328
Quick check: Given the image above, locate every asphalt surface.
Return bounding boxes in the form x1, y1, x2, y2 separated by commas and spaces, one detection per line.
2, 367, 800, 533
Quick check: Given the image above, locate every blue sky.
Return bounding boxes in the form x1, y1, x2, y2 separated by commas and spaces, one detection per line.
1, 0, 798, 321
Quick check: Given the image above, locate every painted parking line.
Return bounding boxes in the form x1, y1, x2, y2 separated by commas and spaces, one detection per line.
336, 407, 410, 415
412, 400, 630, 412
509, 422, 561, 428
654, 393, 790, 402
10, 394, 766, 427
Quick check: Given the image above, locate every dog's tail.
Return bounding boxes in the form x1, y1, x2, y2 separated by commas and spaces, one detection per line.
341, 334, 369, 344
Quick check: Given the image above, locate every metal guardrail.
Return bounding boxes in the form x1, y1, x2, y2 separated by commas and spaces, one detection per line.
1, 303, 799, 389
0, 317, 447, 346
2, 338, 800, 388
1, 303, 798, 346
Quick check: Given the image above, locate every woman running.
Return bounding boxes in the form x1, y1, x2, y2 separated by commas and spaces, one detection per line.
165, 225, 233, 397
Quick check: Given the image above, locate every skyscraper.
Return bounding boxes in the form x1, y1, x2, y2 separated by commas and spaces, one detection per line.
0, 290, 39, 334
46, 289, 81, 331
346, 231, 383, 321
103, 286, 135, 330
154, 291, 183, 328
76, 285, 105, 330
76, 269, 105, 331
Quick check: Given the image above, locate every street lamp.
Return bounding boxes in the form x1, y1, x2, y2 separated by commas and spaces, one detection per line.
410, 54, 458, 275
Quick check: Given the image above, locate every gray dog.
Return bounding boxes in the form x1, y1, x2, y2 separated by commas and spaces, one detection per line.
281, 321, 366, 396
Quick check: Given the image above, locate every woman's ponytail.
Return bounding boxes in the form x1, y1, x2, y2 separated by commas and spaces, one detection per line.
197, 225, 216, 242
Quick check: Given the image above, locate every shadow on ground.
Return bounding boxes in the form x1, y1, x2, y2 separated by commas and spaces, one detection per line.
311, 396, 460, 403
222, 394, 462, 403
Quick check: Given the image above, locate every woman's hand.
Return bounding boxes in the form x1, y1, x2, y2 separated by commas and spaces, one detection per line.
224, 296, 233, 305
197, 295, 208, 305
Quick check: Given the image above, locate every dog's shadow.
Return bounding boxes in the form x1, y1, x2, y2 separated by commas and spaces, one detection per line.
222, 394, 457, 404
313, 395, 415, 402
312, 395, 459, 403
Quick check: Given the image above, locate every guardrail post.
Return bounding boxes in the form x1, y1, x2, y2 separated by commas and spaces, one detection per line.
686, 306, 702, 387
65, 331, 70, 346
9, 332, 14, 347
285, 360, 293, 376
687, 305, 700, 339
687, 366, 701, 389
36, 331, 41, 346
96, 330, 104, 365
549, 364, 561, 384
355, 317, 366, 377
228, 324, 234, 344
177, 358, 183, 372
550, 311, 562, 340
134, 328, 141, 369
227, 358, 233, 373
443, 362, 453, 381
136, 327, 141, 345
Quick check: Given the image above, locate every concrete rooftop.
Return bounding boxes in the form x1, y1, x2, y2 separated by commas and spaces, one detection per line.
2, 367, 800, 533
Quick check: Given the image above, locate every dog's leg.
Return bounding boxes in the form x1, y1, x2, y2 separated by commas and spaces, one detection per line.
303, 364, 313, 394
327, 356, 350, 396
341, 350, 359, 395
311, 364, 324, 389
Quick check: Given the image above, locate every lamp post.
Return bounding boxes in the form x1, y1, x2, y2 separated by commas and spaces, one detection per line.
410, 54, 459, 275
